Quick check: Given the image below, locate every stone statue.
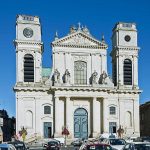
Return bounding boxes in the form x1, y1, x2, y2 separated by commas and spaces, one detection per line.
92, 70, 98, 84
99, 71, 114, 87
54, 69, 60, 84
64, 69, 70, 84
101, 71, 107, 84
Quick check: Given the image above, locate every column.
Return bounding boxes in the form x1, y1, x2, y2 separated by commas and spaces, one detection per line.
133, 98, 140, 136
54, 96, 62, 137
103, 98, 108, 133
66, 97, 73, 138
92, 97, 100, 137
116, 55, 119, 86
101, 54, 107, 73
119, 56, 123, 86
133, 56, 138, 88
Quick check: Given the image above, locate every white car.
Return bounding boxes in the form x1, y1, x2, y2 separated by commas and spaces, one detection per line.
122, 142, 150, 150
103, 138, 126, 150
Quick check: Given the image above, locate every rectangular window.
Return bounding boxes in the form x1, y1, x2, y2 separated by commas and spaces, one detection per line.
74, 61, 87, 85
44, 106, 51, 114
110, 107, 116, 115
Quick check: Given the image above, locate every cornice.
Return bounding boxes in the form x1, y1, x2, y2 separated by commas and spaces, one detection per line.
52, 43, 107, 49
112, 46, 140, 51
14, 40, 43, 46
13, 84, 49, 92
50, 86, 142, 94
13, 84, 142, 94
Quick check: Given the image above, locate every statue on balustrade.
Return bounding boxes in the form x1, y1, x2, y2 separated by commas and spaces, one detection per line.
92, 70, 98, 85
54, 69, 60, 84
64, 69, 70, 84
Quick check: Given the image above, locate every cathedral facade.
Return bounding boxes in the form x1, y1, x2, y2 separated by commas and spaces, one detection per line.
14, 15, 141, 140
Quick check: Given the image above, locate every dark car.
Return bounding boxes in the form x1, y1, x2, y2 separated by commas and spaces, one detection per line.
44, 140, 60, 150
122, 142, 150, 150
79, 143, 114, 150
8, 140, 27, 150
71, 139, 83, 147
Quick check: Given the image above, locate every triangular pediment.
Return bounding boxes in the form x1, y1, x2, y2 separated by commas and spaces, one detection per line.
52, 31, 107, 49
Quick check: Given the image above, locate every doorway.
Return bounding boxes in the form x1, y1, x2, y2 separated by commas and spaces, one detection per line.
44, 122, 52, 138
74, 108, 88, 138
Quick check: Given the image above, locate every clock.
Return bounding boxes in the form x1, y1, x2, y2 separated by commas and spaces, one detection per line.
23, 28, 33, 38
124, 35, 131, 42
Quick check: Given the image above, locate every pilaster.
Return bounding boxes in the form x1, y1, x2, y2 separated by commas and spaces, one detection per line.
66, 96, 73, 138
103, 98, 108, 133
54, 96, 62, 137
92, 97, 100, 137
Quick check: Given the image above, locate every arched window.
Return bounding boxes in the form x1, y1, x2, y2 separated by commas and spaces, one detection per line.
44, 106, 51, 114
125, 111, 132, 127
74, 61, 87, 85
25, 110, 33, 128
124, 59, 132, 85
24, 54, 34, 82
109, 106, 116, 115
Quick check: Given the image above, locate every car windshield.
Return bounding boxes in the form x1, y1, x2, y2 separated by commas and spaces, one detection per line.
109, 139, 125, 145
135, 143, 150, 150
8, 141, 26, 150
48, 141, 58, 146
87, 145, 113, 150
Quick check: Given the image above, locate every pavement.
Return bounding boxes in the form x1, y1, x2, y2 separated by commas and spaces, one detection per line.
28, 142, 80, 150
29, 145, 79, 150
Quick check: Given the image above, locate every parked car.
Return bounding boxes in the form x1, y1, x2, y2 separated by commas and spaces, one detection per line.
140, 137, 150, 142
122, 142, 150, 150
71, 139, 84, 147
8, 140, 27, 150
54, 137, 65, 146
103, 138, 126, 150
44, 140, 61, 150
79, 143, 114, 150
0, 143, 16, 150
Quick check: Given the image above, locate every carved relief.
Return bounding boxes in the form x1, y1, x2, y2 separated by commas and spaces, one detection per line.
73, 55, 88, 62
64, 34, 96, 46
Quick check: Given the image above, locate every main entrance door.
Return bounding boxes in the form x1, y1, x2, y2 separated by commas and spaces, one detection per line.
44, 122, 52, 138
74, 108, 88, 138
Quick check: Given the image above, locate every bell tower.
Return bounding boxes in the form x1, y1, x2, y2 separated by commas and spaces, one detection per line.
14, 15, 43, 83
111, 22, 140, 89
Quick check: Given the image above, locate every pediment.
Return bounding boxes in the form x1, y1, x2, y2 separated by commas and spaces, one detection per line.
52, 31, 107, 49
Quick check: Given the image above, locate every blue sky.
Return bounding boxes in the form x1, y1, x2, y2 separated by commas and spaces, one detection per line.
0, 0, 150, 117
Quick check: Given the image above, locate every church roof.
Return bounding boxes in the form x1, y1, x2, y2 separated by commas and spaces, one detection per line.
42, 68, 52, 77
52, 25, 107, 49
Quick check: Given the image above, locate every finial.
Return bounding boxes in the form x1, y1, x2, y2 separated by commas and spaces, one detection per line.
55, 31, 58, 40
101, 34, 105, 43
78, 22, 81, 30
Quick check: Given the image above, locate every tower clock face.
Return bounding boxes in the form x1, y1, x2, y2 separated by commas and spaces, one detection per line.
23, 28, 33, 38
124, 35, 131, 42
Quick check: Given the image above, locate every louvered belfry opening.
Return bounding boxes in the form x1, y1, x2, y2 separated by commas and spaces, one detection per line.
124, 59, 132, 85
113, 61, 117, 86
24, 54, 34, 82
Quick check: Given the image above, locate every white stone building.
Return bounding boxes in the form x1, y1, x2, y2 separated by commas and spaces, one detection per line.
14, 15, 141, 140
